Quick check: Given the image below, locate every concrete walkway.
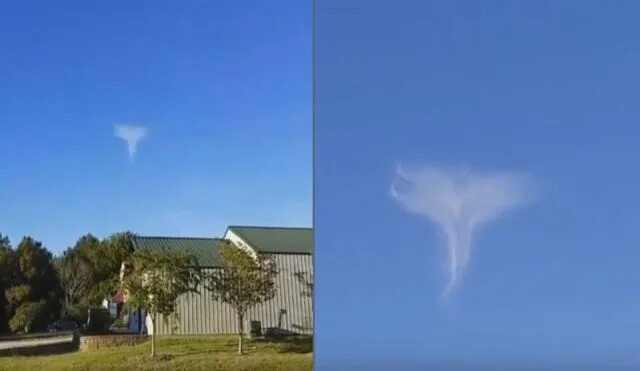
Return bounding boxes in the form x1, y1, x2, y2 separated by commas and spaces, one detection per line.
0, 333, 74, 351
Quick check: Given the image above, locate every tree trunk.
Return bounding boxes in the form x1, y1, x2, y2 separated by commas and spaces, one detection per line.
237, 313, 244, 355
150, 313, 156, 358
139, 309, 144, 337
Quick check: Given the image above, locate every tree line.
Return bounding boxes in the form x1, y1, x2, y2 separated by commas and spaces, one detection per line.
122, 240, 279, 356
1, 231, 311, 357
0, 231, 134, 334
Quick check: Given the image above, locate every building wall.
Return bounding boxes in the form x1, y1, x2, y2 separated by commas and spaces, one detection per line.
151, 253, 313, 335
223, 229, 258, 258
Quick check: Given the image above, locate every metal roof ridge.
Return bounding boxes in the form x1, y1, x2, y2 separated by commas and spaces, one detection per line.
134, 236, 221, 240
227, 225, 312, 230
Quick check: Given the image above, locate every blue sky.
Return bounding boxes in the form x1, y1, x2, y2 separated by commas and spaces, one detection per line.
316, 1, 640, 369
0, 1, 311, 252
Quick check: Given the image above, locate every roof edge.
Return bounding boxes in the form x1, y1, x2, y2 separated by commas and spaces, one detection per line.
227, 226, 312, 231
134, 236, 221, 240
225, 227, 312, 255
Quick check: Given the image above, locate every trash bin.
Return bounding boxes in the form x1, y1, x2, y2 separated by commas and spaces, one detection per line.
250, 321, 262, 338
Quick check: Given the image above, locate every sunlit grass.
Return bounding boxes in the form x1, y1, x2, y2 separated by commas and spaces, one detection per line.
0, 335, 313, 371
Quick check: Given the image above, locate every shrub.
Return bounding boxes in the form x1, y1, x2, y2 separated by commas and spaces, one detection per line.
113, 317, 127, 329
9, 300, 47, 333
65, 304, 90, 325
5, 285, 31, 305
85, 307, 114, 334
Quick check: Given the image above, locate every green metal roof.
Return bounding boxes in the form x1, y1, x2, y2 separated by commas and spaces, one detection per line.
226, 226, 313, 255
132, 236, 222, 267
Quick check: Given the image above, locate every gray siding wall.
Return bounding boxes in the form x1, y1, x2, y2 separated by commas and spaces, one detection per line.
154, 253, 313, 335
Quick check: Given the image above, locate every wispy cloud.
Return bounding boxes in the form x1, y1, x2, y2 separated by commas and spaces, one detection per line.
114, 124, 148, 161
390, 163, 534, 295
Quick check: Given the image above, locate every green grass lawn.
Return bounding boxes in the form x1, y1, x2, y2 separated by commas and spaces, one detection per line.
0, 335, 313, 371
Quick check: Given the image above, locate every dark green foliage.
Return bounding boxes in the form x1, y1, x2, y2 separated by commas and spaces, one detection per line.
5, 284, 30, 305
56, 231, 135, 324
14, 237, 61, 305
90, 231, 134, 302
9, 300, 47, 333
0, 234, 14, 333
85, 233, 130, 303
112, 316, 127, 329
70, 234, 114, 304
2, 237, 61, 334
85, 307, 114, 334
0, 231, 135, 334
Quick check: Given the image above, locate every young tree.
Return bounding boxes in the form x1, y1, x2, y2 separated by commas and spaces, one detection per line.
121, 250, 200, 357
205, 241, 278, 354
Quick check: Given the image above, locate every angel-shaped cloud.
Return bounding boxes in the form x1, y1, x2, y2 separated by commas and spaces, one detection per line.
114, 125, 148, 161
390, 164, 533, 295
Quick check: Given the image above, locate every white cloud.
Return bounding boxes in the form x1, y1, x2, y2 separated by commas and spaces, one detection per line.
114, 124, 148, 161
390, 163, 534, 295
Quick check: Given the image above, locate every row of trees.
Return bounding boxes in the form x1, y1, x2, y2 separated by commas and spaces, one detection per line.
0, 232, 134, 334
1, 231, 312, 357
56, 232, 134, 323
122, 241, 279, 356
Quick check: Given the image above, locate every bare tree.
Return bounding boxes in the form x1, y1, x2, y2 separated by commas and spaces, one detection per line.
56, 251, 93, 317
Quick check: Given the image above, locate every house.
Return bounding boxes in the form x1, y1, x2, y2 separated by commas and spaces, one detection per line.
121, 226, 313, 336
